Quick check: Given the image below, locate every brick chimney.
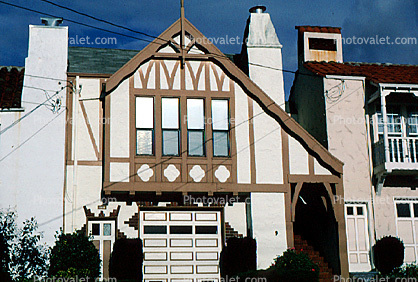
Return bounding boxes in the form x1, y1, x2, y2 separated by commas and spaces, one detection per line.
296, 26, 343, 67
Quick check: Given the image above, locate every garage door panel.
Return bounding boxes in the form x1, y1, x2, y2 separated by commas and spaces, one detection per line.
141, 210, 221, 281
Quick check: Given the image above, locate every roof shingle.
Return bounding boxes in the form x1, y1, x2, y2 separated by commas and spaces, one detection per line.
303, 61, 418, 84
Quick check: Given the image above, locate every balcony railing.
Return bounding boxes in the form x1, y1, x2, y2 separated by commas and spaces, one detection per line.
373, 136, 418, 169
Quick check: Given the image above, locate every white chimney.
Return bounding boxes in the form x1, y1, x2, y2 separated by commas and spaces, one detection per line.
243, 6, 285, 108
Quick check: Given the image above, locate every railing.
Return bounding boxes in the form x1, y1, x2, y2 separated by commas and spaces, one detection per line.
373, 137, 418, 167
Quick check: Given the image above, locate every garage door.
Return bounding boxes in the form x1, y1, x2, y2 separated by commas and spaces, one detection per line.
140, 210, 222, 282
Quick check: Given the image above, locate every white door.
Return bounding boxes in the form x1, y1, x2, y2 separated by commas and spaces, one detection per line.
88, 220, 116, 279
345, 203, 371, 272
140, 210, 222, 282
395, 200, 418, 263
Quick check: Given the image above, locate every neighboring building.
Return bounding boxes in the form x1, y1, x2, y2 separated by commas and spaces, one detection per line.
0, 21, 68, 245
1, 7, 350, 281
289, 25, 418, 273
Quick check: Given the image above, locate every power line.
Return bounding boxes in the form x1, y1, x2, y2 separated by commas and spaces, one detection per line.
0, 85, 68, 136
37, 0, 158, 41
0, 0, 320, 78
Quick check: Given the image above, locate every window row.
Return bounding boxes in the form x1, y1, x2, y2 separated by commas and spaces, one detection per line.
136, 97, 230, 157
143, 225, 218, 234
376, 106, 418, 137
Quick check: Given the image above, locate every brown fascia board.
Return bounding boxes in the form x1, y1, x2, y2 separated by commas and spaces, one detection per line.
104, 18, 344, 175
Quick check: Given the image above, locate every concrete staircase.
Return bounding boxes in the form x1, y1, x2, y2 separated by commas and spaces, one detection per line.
294, 234, 334, 282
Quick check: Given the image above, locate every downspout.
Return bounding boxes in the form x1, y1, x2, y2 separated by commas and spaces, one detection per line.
72, 76, 80, 231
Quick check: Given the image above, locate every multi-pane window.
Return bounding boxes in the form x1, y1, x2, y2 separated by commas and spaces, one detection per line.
136, 97, 154, 155
162, 98, 180, 156
377, 106, 401, 136
187, 99, 205, 156
212, 100, 229, 157
408, 107, 418, 136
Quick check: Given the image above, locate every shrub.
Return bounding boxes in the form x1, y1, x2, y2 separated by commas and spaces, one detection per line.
271, 249, 319, 282
109, 238, 143, 281
220, 237, 256, 277
49, 231, 101, 279
373, 236, 404, 275
0, 209, 48, 280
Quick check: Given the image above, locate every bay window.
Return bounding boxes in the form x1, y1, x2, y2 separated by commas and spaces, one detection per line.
162, 97, 180, 156
211, 99, 229, 157
187, 98, 205, 156
136, 97, 154, 155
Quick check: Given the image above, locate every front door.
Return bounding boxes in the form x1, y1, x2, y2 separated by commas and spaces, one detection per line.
345, 203, 371, 272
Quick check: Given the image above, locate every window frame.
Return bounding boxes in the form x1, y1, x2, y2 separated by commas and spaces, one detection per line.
211, 99, 230, 157
136, 96, 155, 156
161, 97, 180, 157
187, 98, 206, 157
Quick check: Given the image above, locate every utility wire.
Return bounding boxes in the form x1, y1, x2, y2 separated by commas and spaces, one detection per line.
0, 0, 320, 78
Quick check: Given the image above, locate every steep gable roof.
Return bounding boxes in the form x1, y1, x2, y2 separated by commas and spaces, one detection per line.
304, 61, 418, 84
105, 18, 343, 174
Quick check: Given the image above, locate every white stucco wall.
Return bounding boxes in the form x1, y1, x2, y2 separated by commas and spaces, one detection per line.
0, 25, 68, 245
224, 202, 247, 236
110, 79, 129, 158
324, 77, 372, 201
251, 192, 287, 269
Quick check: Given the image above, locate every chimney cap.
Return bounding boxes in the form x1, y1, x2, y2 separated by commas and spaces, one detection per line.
41, 17, 63, 27
249, 5, 266, 13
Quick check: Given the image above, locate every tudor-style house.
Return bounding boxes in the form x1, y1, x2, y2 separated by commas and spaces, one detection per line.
289, 26, 418, 273
1, 6, 350, 282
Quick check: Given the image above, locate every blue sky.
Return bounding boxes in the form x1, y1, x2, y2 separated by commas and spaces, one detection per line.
0, 0, 417, 97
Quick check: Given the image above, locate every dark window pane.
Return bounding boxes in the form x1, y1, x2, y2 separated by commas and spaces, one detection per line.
92, 223, 100, 235
357, 207, 363, 216
397, 203, 411, 218
188, 131, 204, 156
195, 226, 218, 234
144, 225, 167, 234
163, 130, 179, 156
170, 226, 192, 234
137, 129, 153, 155
414, 203, 418, 217
347, 207, 354, 215
213, 131, 229, 157
309, 38, 337, 51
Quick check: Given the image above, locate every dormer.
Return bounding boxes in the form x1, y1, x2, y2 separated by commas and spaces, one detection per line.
296, 26, 343, 67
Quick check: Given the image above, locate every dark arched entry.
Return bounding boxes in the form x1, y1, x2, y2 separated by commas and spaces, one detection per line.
293, 183, 340, 274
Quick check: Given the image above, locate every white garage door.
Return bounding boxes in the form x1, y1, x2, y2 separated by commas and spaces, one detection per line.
140, 210, 222, 282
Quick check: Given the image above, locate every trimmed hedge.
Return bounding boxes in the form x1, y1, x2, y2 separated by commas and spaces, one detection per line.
49, 231, 101, 279
220, 237, 256, 277
373, 236, 404, 275
109, 238, 143, 281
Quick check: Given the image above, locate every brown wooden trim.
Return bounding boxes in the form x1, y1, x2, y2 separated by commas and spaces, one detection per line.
284, 186, 294, 248
66, 160, 102, 166
229, 83, 237, 184
291, 182, 303, 222
289, 174, 340, 183
104, 18, 343, 175
281, 129, 290, 184
308, 155, 315, 175
132, 88, 233, 96
248, 98, 256, 184
79, 100, 100, 160
129, 76, 135, 183
103, 182, 288, 193
68, 72, 112, 78
104, 94, 111, 182
335, 179, 349, 278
